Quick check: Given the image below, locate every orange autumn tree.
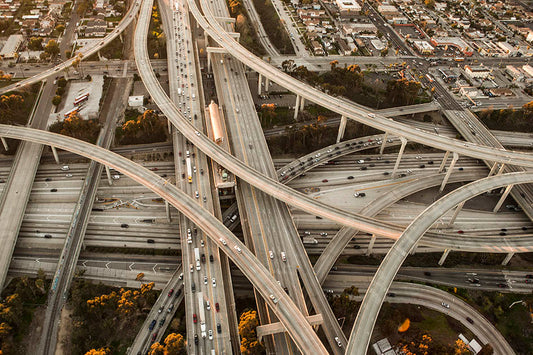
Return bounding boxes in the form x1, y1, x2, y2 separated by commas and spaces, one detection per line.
84, 348, 110, 355
149, 333, 185, 355
239, 310, 263, 354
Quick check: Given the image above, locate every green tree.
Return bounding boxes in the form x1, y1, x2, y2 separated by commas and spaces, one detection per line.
44, 40, 60, 57
52, 95, 62, 106
27, 37, 43, 51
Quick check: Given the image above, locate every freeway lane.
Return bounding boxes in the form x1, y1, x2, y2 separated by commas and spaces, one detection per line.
348, 172, 533, 354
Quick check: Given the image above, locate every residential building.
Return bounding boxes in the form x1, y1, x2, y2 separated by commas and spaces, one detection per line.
311, 40, 324, 55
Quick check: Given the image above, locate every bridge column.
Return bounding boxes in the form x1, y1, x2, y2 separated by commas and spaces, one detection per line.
257, 73, 262, 96
496, 163, 506, 176
105, 166, 113, 186
501, 252, 514, 266
438, 151, 450, 173
438, 249, 450, 266
336, 116, 347, 143
299, 97, 305, 111
391, 137, 407, 178
207, 52, 211, 72
379, 133, 388, 155
447, 201, 465, 226
439, 152, 459, 192
293, 95, 301, 120
1, 137, 8, 151
51, 146, 60, 164
265, 78, 270, 92
366, 234, 376, 255
167, 119, 172, 135
493, 184, 514, 213
488, 162, 498, 176
165, 200, 171, 222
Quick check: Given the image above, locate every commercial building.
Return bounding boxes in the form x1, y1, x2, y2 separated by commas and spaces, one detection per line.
0, 34, 23, 59
412, 40, 434, 55
335, 0, 361, 18
128, 96, 144, 107
430, 37, 473, 56
464, 65, 491, 79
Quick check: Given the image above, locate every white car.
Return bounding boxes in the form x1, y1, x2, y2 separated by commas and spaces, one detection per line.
220, 238, 227, 246
208, 329, 213, 340
281, 252, 287, 262
204, 276, 208, 285
441, 302, 450, 308
212, 278, 216, 287
234, 245, 242, 253
269, 250, 274, 259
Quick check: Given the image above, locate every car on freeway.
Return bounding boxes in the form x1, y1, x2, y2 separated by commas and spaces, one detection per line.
466, 317, 474, 324
149, 319, 157, 331
526, 274, 533, 279
167, 303, 174, 313
210, 254, 214, 262
497, 283, 508, 288
322, 179, 328, 183
151, 332, 158, 342
269, 250, 274, 259
215, 303, 220, 312
194, 334, 199, 345
168, 289, 174, 297
201, 254, 206, 263
220, 238, 227, 246
234, 246, 241, 253
206, 301, 211, 310
441, 302, 450, 308
212, 278, 216, 287
208, 329, 213, 340
281, 252, 287, 262
121, 223, 129, 228
44, 234, 52, 239
193, 314, 198, 323
217, 323, 222, 333
334, 336, 342, 347
50, 188, 57, 192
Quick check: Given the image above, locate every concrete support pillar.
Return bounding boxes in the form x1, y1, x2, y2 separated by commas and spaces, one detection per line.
336, 116, 347, 143
448, 201, 465, 226
1, 137, 8, 152
391, 137, 408, 179
438, 151, 450, 173
299, 97, 305, 110
438, 249, 450, 266
366, 234, 376, 255
165, 200, 171, 222
488, 162, 498, 177
293, 95, 301, 120
265, 78, 270, 92
493, 184, 514, 213
257, 73, 262, 96
501, 252, 514, 266
51, 146, 60, 164
496, 163, 506, 176
207, 52, 211, 72
439, 152, 459, 192
167, 119, 172, 135
105, 166, 113, 186
379, 133, 388, 155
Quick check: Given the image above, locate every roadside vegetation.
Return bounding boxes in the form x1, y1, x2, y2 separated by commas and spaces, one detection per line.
148, 5, 166, 59
69, 280, 158, 354
228, 0, 266, 55
0, 84, 41, 154
285, 60, 430, 109
476, 101, 533, 133
238, 310, 264, 354
49, 112, 101, 144
115, 109, 168, 145
0, 272, 50, 354
250, 0, 294, 54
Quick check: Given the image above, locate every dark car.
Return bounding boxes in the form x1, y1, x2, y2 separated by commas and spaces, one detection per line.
50, 188, 57, 192
209, 254, 214, 262
217, 323, 222, 333
201, 254, 206, 263
497, 283, 508, 288
121, 223, 129, 228
147, 239, 155, 243
44, 234, 52, 239
159, 318, 166, 326
149, 319, 156, 331
387, 292, 396, 297
424, 271, 432, 276
151, 332, 158, 342
360, 166, 367, 171
525, 274, 533, 279
347, 176, 354, 180
215, 302, 220, 312
45, 177, 52, 181
194, 334, 199, 345
466, 317, 474, 324
353, 245, 361, 249
322, 179, 328, 183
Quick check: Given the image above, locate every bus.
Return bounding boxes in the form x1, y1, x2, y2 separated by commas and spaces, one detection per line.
74, 93, 89, 106
64, 107, 79, 118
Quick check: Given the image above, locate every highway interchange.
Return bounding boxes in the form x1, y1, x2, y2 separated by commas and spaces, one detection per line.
0, 0, 532, 352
